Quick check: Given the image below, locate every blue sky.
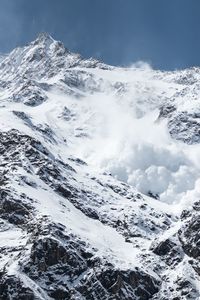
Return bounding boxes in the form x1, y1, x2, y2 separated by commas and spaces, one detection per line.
0, 0, 200, 70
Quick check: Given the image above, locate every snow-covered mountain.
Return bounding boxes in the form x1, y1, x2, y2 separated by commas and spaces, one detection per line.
0, 33, 200, 299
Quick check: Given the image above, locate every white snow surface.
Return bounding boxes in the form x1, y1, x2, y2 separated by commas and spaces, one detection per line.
1, 62, 199, 207
0, 34, 200, 284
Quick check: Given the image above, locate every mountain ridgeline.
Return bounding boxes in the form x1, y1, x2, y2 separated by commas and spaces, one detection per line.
0, 33, 200, 299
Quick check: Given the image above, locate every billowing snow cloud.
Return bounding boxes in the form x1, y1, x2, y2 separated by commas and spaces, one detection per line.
72, 65, 200, 207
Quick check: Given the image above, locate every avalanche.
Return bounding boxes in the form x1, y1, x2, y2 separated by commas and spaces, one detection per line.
0, 33, 199, 299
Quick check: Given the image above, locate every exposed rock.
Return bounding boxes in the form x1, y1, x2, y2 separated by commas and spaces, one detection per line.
178, 215, 200, 259
0, 275, 35, 300
0, 33, 200, 300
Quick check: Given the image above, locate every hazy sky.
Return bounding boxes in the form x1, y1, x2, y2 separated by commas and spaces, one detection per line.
0, 0, 200, 70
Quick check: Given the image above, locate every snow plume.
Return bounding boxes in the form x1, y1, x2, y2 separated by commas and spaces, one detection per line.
129, 61, 152, 70
73, 66, 200, 206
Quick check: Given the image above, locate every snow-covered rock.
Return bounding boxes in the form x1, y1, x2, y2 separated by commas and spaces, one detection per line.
0, 33, 199, 299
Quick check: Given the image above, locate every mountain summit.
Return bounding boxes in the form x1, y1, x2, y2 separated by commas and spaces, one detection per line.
0, 34, 200, 299
33, 32, 55, 44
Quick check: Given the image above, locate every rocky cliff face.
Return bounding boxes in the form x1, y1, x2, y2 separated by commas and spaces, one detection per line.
0, 33, 199, 299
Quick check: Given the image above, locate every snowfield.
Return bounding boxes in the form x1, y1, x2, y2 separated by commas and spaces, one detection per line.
0, 33, 200, 299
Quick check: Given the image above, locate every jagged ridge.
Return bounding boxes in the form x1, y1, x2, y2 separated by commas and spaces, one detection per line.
0, 33, 199, 299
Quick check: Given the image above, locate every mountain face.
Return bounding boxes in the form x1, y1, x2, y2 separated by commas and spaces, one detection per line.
0, 33, 200, 300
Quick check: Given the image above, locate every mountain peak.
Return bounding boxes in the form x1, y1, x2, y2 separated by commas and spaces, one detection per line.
33, 32, 55, 45
0, 31, 200, 299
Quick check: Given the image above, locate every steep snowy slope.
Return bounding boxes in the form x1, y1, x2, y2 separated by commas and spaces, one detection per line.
0, 33, 200, 299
